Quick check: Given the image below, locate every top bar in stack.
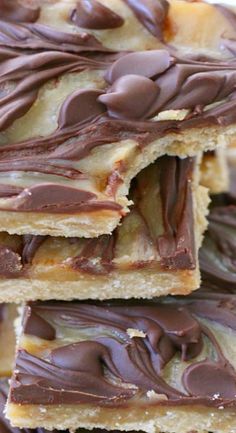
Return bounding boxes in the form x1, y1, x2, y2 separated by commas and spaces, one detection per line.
0, 0, 235, 236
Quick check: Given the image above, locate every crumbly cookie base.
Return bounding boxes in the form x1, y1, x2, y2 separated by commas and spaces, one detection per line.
6, 403, 236, 433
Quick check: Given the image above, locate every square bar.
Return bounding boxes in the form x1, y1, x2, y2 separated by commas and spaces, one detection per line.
0, 0, 234, 236
0, 156, 209, 301
7, 292, 236, 433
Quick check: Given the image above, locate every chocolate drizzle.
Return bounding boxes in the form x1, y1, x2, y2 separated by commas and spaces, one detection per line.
10, 295, 236, 407
71, 0, 124, 29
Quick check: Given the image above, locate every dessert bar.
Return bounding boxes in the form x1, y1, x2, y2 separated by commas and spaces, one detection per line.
7, 293, 236, 433
0, 156, 209, 301
0, 0, 235, 236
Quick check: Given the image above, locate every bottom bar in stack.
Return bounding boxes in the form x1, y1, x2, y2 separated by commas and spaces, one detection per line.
6, 291, 236, 433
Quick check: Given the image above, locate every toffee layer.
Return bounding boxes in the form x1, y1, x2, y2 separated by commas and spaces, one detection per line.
0, 0, 234, 235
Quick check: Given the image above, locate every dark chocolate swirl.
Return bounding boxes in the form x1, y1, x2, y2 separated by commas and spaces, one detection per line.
10, 295, 236, 408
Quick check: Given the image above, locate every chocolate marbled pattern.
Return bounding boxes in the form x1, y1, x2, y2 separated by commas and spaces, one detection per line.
10, 294, 236, 407
0, 9, 235, 214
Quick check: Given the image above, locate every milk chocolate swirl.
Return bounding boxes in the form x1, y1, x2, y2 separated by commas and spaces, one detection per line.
123, 0, 169, 40
0, 379, 66, 433
0, 18, 111, 131
0, 50, 236, 213
71, 0, 124, 29
0, 0, 40, 23
10, 295, 236, 407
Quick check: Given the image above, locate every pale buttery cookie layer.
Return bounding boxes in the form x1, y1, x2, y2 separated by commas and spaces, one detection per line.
0, 0, 235, 236
200, 147, 229, 195
7, 292, 236, 433
0, 156, 209, 301
0, 304, 16, 377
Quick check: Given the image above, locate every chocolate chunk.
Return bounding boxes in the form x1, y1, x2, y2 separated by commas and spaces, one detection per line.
99, 74, 159, 119
0, 0, 40, 23
58, 89, 106, 129
105, 50, 172, 84
71, 0, 124, 29
23, 307, 56, 341
124, 0, 169, 39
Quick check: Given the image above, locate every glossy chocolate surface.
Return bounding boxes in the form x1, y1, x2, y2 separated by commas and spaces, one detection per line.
10, 294, 236, 408
0, 3, 235, 214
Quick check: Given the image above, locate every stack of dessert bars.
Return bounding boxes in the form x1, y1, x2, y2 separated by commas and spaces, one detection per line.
1, 1, 236, 433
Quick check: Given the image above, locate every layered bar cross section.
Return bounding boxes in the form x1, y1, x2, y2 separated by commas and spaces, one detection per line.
0, 156, 209, 301
7, 292, 236, 433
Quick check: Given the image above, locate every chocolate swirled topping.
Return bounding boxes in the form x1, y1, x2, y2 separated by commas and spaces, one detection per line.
123, 0, 169, 40
0, 39, 235, 215
0, 17, 112, 132
100, 50, 236, 120
0, 379, 67, 433
10, 295, 236, 407
71, 0, 124, 29
0, 0, 40, 23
